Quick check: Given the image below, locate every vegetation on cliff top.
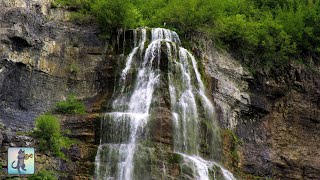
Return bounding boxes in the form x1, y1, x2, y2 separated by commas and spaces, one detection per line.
54, 0, 320, 69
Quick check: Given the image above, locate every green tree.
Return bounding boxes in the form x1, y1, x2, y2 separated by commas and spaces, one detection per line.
91, 0, 143, 32
54, 0, 320, 68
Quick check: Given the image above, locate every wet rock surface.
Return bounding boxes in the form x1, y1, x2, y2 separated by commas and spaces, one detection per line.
197, 37, 320, 179
57, 114, 101, 179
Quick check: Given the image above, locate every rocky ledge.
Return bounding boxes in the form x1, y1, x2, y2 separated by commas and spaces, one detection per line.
193, 37, 320, 179
0, 113, 102, 179
0, 0, 113, 179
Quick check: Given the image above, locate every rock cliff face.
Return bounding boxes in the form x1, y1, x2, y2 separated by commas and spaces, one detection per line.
194, 38, 320, 179
0, 1, 319, 180
0, 0, 109, 179
243, 65, 320, 179
0, 0, 110, 129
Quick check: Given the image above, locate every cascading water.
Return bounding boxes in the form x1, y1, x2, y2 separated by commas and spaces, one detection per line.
95, 28, 236, 180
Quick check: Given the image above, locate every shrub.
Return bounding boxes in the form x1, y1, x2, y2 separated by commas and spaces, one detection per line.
55, 95, 86, 114
91, 0, 143, 32
60, 136, 78, 149
170, 153, 183, 164
28, 170, 57, 180
34, 114, 77, 157
34, 114, 62, 156
69, 63, 80, 74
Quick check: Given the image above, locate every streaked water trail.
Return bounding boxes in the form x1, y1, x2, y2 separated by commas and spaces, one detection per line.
95, 28, 236, 180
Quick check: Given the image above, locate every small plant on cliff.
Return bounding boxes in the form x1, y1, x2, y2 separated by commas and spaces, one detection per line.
169, 153, 183, 164
0, 161, 3, 169
34, 114, 77, 157
34, 114, 62, 156
69, 63, 80, 74
55, 95, 86, 114
28, 170, 57, 180
221, 129, 241, 171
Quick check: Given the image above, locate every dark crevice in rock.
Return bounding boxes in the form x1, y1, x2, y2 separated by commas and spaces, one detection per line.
9, 36, 32, 51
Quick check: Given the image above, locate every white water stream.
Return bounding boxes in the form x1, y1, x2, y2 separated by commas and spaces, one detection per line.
95, 28, 236, 180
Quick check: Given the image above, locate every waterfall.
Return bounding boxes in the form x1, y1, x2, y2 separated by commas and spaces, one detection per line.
95, 28, 236, 180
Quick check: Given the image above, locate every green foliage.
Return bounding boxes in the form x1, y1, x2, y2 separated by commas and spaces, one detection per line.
50, 1, 58, 8
169, 153, 183, 164
55, 95, 86, 114
222, 128, 241, 170
55, 0, 93, 10
55, 0, 320, 69
91, 0, 143, 32
33, 114, 76, 157
225, 129, 241, 146
34, 114, 62, 156
60, 136, 78, 149
69, 63, 80, 74
28, 170, 57, 180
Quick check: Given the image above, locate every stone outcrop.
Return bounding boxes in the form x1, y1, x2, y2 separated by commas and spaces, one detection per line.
0, 0, 108, 129
0, 113, 101, 179
243, 64, 320, 179
195, 37, 320, 179
0, 0, 110, 179
58, 114, 101, 179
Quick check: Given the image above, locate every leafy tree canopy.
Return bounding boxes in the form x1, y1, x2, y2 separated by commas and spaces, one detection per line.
54, 0, 320, 69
